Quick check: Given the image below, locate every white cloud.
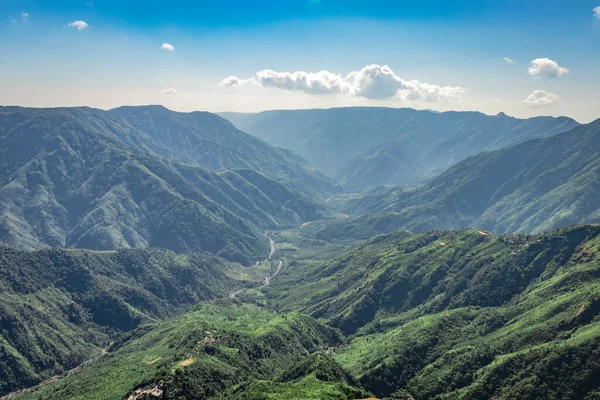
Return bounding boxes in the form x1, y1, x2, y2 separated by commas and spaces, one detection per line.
161, 43, 174, 51
68, 20, 89, 30
523, 90, 560, 107
21, 12, 28, 22
503, 57, 516, 64
220, 64, 465, 102
182, 94, 192, 99
594, 6, 600, 18
219, 76, 256, 87
527, 58, 569, 78
162, 88, 178, 95
10, 16, 16, 23
254, 69, 352, 95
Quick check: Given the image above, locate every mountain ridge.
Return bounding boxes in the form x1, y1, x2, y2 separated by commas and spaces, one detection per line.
220, 106, 579, 189
0, 106, 338, 262
334, 118, 600, 236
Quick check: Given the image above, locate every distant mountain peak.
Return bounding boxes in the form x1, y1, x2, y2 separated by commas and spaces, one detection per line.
495, 112, 510, 118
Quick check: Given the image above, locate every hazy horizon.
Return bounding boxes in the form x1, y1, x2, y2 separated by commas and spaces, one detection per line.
0, 102, 589, 124
2, 0, 600, 123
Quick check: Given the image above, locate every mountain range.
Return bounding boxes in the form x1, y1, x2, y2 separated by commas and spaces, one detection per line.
220, 107, 578, 190
105, 106, 341, 199
2, 104, 600, 400
333, 118, 600, 236
0, 106, 339, 263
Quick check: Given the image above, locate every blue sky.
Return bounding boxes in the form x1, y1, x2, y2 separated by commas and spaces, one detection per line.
1, 0, 600, 121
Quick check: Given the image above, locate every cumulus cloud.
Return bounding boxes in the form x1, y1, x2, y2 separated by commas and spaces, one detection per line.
21, 12, 28, 22
594, 6, 600, 18
162, 88, 178, 95
220, 64, 465, 102
68, 20, 89, 30
527, 58, 569, 78
161, 43, 174, 51
253, 69, 352, 95
503, 57, 516, 64
523, 90, 560, 107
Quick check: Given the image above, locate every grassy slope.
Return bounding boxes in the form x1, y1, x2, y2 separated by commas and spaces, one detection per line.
16, 302, 345, 400
226, 353, 371, 399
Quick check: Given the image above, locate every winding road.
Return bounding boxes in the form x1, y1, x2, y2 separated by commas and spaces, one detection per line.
229, 236, 282, 299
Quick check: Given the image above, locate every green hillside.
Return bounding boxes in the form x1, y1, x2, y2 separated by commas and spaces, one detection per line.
259, 225, 600, 399
0, 247, 248, 395
6, 224, 600, 399
15, 302, 347, 400
226, 352, 371, 399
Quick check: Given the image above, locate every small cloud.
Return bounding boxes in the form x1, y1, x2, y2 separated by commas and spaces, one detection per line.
219, 76, 256, 87
21, 12, 28, 22
527, 58, 569, 78
594, 6, 600, 18
162, 88, 178, 95
9, 16, 16, 23
220, 64, 465, 102
161, 43, 175, 51
86, 1, 94, 7
503, 57, 516, 64
68, 20, 89, 30
182, 94, 192, 99
523, 90, 560, 107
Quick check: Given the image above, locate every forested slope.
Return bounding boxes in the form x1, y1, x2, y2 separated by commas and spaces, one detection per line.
0, 247, 246, 395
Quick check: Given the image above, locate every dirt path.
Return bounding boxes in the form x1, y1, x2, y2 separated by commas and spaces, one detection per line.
229, 288, 245, 299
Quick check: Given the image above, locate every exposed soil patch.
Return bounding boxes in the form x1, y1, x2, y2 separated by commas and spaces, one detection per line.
177, 358, 194, 367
